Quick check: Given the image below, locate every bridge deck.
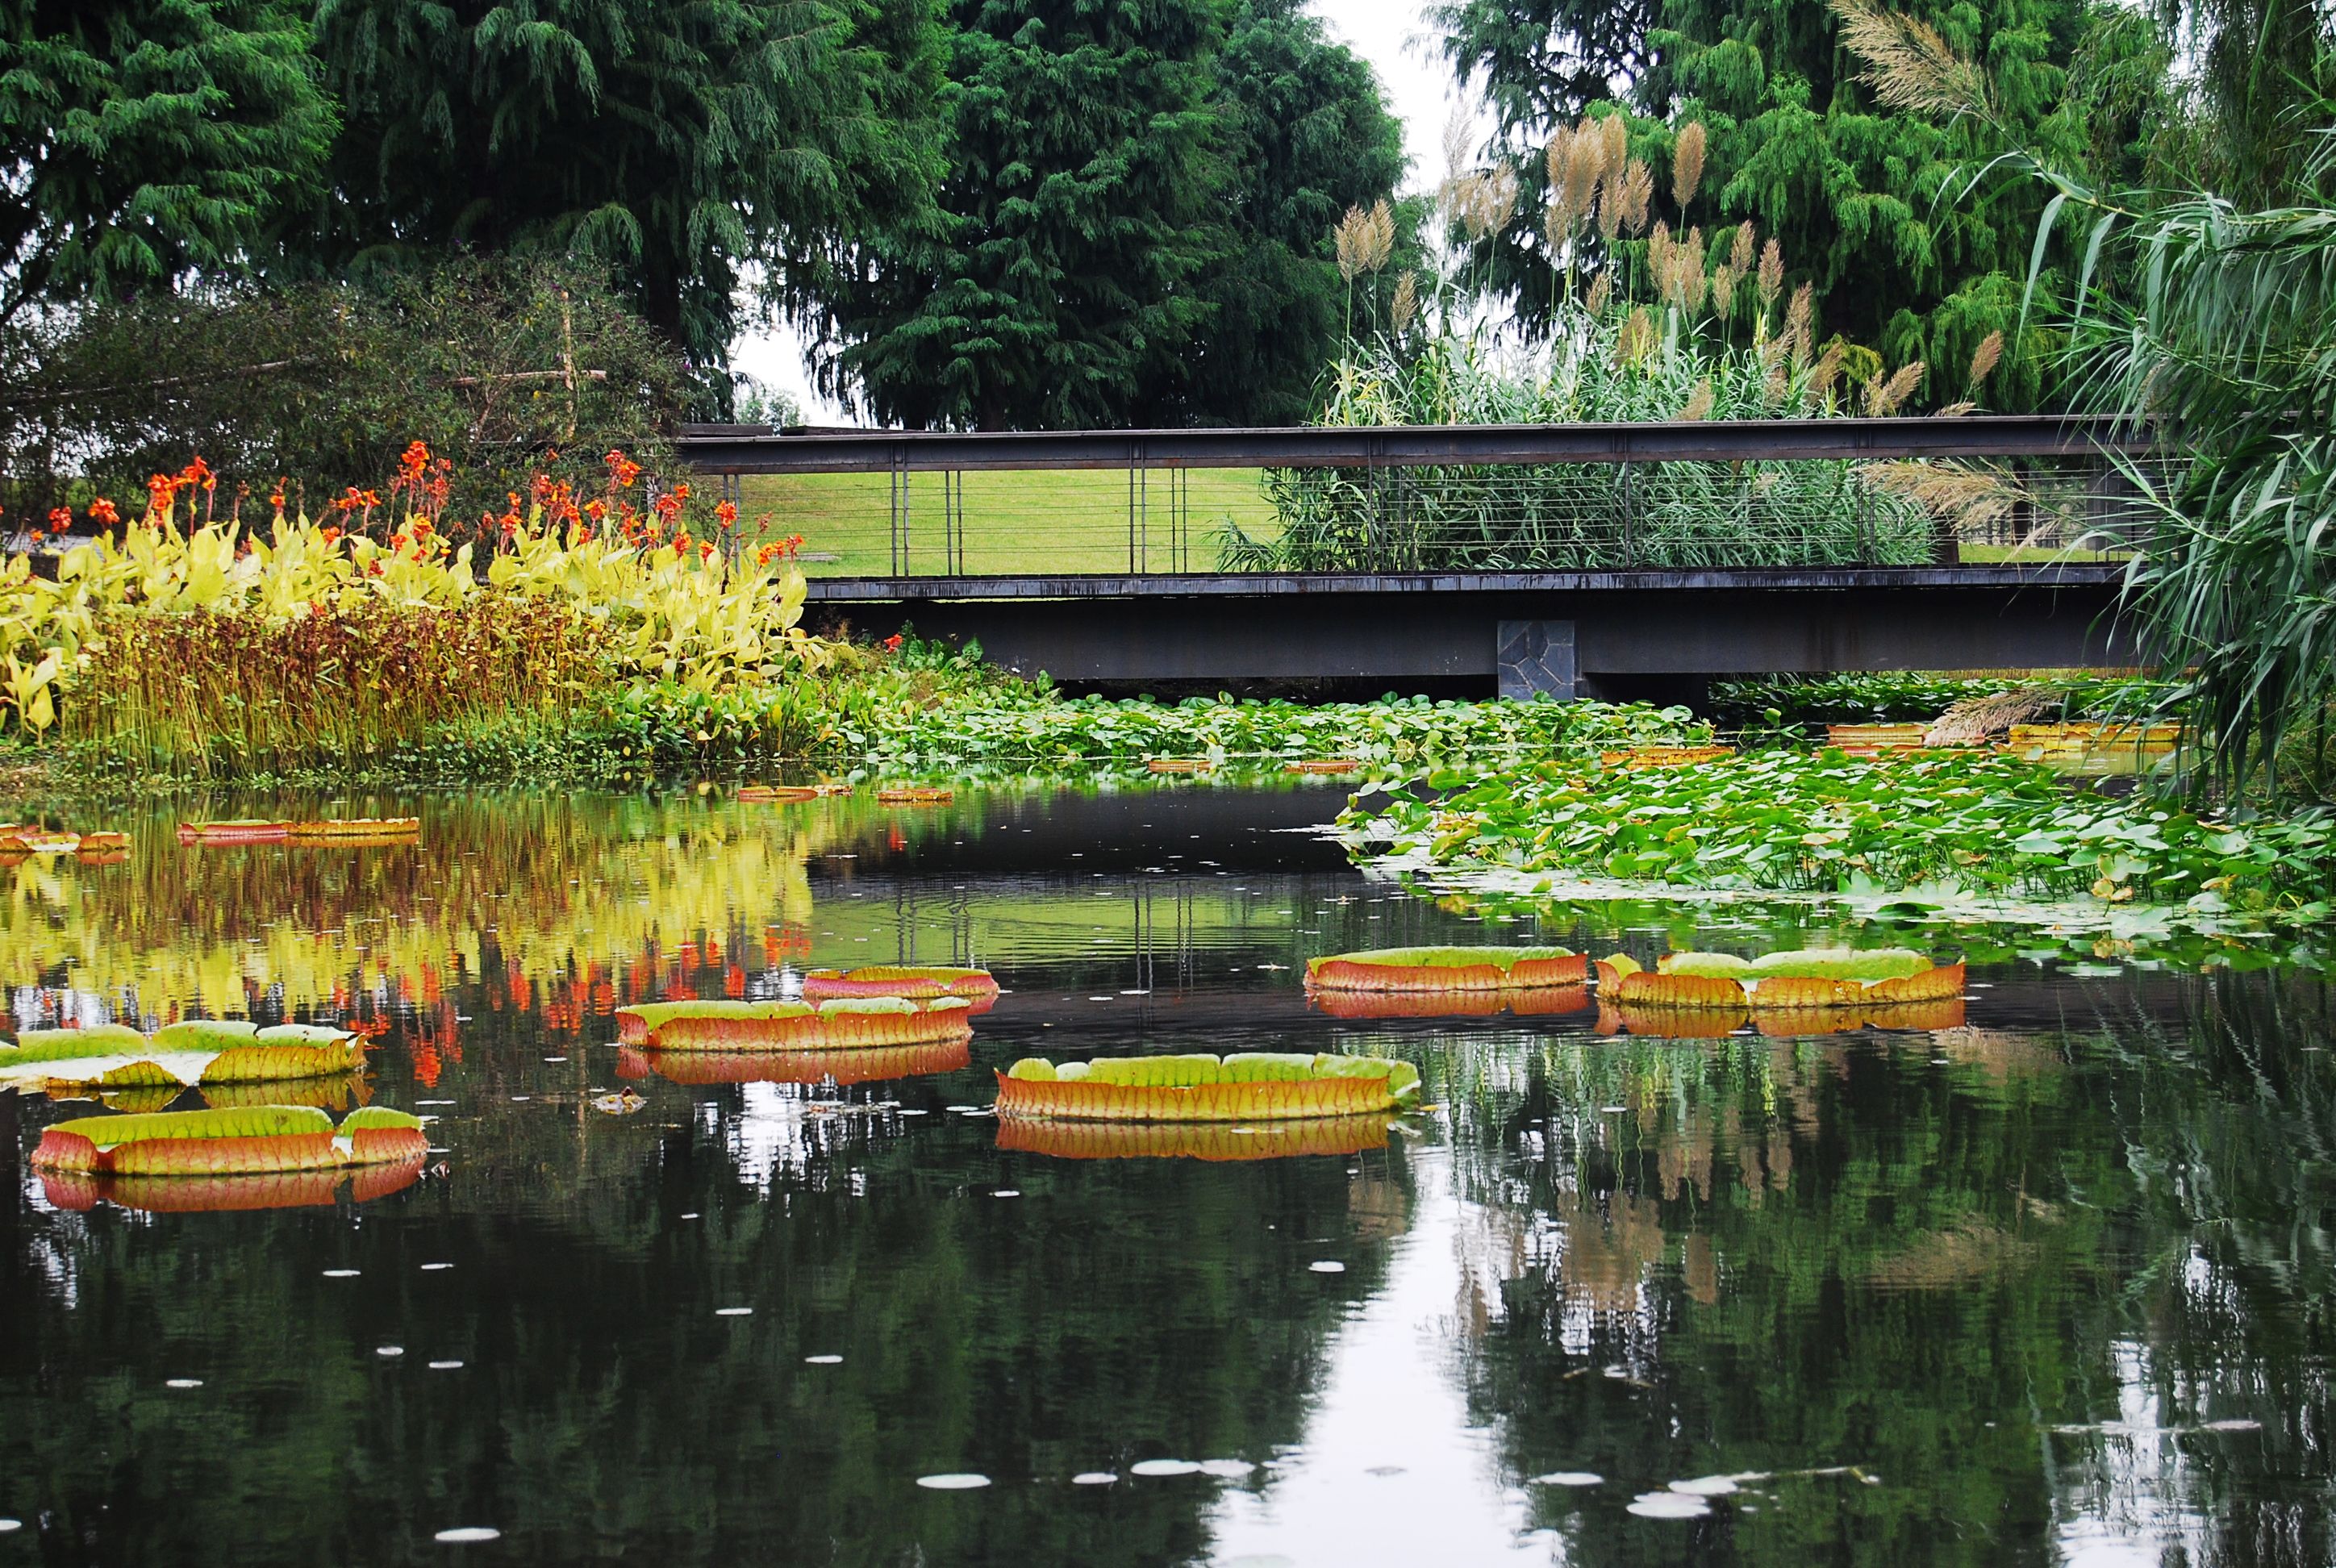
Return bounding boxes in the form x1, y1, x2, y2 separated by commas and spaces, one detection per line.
802, 565, 2139, 694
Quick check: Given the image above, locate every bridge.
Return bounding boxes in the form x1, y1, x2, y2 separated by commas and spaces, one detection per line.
678, 417, 2151, 696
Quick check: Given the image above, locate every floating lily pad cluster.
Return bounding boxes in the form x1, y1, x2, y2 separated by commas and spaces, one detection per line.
0, 1021, 365, 1095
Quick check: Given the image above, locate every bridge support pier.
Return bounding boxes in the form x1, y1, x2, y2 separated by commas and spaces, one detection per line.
1496, 620, 1578, 700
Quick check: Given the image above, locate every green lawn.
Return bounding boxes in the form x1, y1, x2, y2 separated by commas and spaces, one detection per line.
739, 468, 1278, 576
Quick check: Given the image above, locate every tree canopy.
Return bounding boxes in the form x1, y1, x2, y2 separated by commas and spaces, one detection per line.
812, 0, 1405, 429
1433, 0, 2167, 407
0, 0, 335, 320
294, 0, 949, 382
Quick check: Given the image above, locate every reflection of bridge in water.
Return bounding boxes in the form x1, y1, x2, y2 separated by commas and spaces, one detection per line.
682, 417, 2154, 694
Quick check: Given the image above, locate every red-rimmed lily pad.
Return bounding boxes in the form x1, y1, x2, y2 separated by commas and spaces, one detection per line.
1305, 946, 1588, 995
0, 1021, 366, 1095
177, 820, 292, 844
1594, 948, 1966, 1009
995, 1053, 1420, 1123
32, 1105, 427, 1176
613, 996, 976, 1051
800, 965, 999, 1009
615, 1038, 972, 1086
737, 785, 824, 803
874, 786, 954, 804
997, 1115, 1391, 1161
38, 1153, 424, 1214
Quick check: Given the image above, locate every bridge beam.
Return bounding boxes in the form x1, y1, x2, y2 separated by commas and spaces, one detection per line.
806, 569, 2141, 690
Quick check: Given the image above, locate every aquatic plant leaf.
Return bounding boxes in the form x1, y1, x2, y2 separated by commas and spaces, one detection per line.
994, 1053, 1420, 1123
619, 1040, 970, 1086
5, 1025, 151, 1061
252, 1023, 362, 1046
1306, 945, 1586, 992
149, 1020, 261, 1052
33, 1106, 426, 1176
802, 965, 999, 1004
997, 1116, 1391, 1161
629, 998, 974, 1053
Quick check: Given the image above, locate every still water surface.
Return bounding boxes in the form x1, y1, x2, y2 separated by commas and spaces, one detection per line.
1, 784, 2331, 1565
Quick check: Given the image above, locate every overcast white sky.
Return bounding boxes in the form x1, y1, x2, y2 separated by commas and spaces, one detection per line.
729, 1, 1475, 423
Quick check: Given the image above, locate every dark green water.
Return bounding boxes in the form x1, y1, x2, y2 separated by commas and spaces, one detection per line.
0, 784, 2330, 1565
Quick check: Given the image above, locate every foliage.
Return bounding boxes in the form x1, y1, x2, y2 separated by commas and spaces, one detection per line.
1220, 315, 1939, 571
848, 687, 1706, 772
1701, 670, 2157, 729
1342, 748, 2336, 919
0, 0, 335, 319
811, 0, 1405, 429
1430, 0, 2179, 407
0, 446, 826, 778
1837, 10, 2336, 799
1137, 0, 1414, 427
0, 258, 687, 535
294, 0, 949, 383
809, 0, 1227, 428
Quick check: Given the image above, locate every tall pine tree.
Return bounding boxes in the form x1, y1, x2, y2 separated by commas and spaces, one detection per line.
812, 0, 1404, 428
1141, 0, 1409, 425
0, 0, 334, 319
295, 0, 948, 381
815, 0, 1227, 429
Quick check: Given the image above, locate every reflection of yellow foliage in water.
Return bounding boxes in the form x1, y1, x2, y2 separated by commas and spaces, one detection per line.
0, 795, 895, 1016
1559, 1193, 1668, 1311
1683, 1232, 1721, 1305
1865, 1220, 2040, 1291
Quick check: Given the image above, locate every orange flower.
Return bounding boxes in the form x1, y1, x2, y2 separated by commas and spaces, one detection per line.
321, 525, 342, 543
715, 498, 738, 528
88, 498, 118, 526
604, 449, 643, 488
46, 507, 69, 533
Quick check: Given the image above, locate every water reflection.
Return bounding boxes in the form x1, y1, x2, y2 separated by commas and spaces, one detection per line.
0, 786, 2328, 1563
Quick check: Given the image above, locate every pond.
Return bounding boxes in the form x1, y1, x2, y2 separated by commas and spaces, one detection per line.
1, 783, 2331, 1565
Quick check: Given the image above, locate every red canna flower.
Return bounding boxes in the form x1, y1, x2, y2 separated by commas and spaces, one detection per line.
882, 633, 905, 652
88, 498, 119, 526
715, 498, 738, 529
47, 507, 69, 534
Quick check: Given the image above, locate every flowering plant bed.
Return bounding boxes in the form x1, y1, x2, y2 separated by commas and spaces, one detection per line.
1304, 945, 1587, 994
1592, 948, 1965, 1009
0, 1021, 365, 1095
615, 1039, 970, 1086
997, 1115, 1391, 1161
800, 965, 999, 1008
996, 1052, 1420, 1123
32, 1105, 427, 1175
613, 996, 974, 1051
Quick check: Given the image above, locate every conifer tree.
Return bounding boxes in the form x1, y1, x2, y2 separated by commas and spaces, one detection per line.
0, 0, 334, 319
297, 0, 948, 380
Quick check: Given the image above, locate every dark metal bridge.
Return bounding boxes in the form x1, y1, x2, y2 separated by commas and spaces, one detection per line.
678, 416, 2150, 694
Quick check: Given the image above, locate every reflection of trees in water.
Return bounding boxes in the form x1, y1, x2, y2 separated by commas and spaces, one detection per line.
0, 978, 1424, 1565
1412, 977, 2336, 1564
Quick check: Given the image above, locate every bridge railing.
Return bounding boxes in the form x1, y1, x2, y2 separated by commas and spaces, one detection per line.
674, 416, 2163, 578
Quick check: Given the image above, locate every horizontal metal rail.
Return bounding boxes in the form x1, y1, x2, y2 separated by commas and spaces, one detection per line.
674, 415, 2154, 474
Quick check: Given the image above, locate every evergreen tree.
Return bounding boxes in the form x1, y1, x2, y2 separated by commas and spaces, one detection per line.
296, 0, 948, 381
1434, 0, 2162, 407
812, 0, 1230, 429
0, 0, 335, 319
1141, 0, 1410, 426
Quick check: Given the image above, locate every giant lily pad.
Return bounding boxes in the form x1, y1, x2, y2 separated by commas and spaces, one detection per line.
613, 996, 974, 1051
1594, 948, 1967, 1010
38, 1154, 423, 1214
32, 1105, 426, 1176
996, 1052, 1420, 1123
997, 1116, 1391, 1161
800, 965, 999, 1009
1305, 945, 1588, 995
0, 1021, 365, 1095
615, 1039, 971, 1086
